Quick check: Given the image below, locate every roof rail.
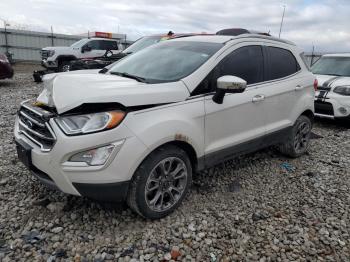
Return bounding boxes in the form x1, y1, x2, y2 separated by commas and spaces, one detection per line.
216, 28, 271, 37
216, 28, 295, 46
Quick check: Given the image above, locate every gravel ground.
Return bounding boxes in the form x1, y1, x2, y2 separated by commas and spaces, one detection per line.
0, 66, 349, 261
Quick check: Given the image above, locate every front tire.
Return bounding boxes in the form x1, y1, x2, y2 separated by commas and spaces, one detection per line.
127, 145, 192, 219
58, 60, 71, 72
278, 115, 312, 158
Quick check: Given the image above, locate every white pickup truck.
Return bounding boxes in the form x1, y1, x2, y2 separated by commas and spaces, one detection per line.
41, 38, 122, 72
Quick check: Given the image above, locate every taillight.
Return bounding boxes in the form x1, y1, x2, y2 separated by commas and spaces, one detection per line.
314, 79, 318, 91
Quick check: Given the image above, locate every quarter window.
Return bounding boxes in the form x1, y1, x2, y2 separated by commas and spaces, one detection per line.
267, 47, 300, 80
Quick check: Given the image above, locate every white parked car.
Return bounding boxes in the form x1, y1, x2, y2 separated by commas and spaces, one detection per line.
41, 38, 122, 72
311, 54, 350, 121
15, 33, 315, 219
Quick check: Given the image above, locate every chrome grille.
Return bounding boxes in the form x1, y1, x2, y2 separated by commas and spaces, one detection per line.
18, 103, 56, 152
41, 50, 49, 60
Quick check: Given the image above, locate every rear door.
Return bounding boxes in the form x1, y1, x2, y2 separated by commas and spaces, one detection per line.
101, 40, 120, 54
204, 44, 267, 165
262, 45, 304, 134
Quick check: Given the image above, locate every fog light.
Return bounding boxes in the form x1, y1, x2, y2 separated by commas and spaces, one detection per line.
69, 145, 115, 166
338, 107, 347, 115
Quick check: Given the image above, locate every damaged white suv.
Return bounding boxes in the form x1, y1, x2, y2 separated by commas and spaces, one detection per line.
15, 34, 315, 219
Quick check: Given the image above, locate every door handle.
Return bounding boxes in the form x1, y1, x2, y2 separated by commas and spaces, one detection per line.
252, 94, 265, 102
295, 85, 304, 91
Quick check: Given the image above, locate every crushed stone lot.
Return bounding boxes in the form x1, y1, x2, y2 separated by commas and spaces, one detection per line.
0, 65, 349, 261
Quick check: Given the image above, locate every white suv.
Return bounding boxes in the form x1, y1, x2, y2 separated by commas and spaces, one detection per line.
15, 34, 315, 219
311, 54, 350, 121
41, 38, 122, 72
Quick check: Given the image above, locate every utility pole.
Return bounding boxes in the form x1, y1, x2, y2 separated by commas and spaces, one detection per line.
0, 18, 10, 54
311, 45, 315, 66
51, 26, 54, 46
279, 5, 286, 38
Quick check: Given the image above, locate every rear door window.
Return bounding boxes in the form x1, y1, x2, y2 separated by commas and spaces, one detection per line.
102, 40, 119, 50
266, 46, 300, 80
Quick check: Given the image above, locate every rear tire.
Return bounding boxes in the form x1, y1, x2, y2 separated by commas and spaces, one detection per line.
127, 145, 192, 219
278, 115, 312, 158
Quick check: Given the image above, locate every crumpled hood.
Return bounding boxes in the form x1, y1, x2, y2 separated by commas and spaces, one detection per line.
37, 71, 190, 114
315, 74, 350, 89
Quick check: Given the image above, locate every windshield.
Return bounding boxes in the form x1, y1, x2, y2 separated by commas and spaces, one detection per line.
123, 36, 163, 54
109, 41, 223, 83
312, 56, 350, 77
71, 39, 89, 48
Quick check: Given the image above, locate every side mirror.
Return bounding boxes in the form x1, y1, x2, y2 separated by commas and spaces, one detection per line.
212, 75, 247, 104
81, 45, 91, 53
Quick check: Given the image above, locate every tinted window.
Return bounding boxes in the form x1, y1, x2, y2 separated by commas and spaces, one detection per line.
109, 41, 222, 83
102, 40, 118, 50
220, 45, 264, 84
311, 56, 350, 77
192, 45, 264, 95
87, 40, 102, 50
123, 36, 162, 54
267, 47, 300, 80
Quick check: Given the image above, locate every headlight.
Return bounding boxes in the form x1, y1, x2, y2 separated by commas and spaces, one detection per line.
55, 111, 125, 135
48, 50, 55, 57
334, 86, 350, 96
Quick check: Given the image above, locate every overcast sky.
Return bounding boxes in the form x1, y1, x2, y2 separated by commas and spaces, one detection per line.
1, 0, 349, 52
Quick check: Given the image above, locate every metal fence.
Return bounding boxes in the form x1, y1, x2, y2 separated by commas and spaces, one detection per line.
0, 28, 84, 62
0, 28, 132, 62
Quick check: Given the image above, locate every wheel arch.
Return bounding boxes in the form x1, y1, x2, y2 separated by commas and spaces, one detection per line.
146, 140, 200, 174
56, 55, 77, 64
301, 109, 314, 123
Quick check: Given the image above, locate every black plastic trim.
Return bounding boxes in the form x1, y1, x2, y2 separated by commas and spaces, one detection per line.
198, 126, 293, 170
31, 166, 59, 191
73, 181, 130, 202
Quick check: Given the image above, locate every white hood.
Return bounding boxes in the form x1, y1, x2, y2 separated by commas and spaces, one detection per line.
315, 74, 350, 89
37, 71, 190, 114
43, 46, 72, 51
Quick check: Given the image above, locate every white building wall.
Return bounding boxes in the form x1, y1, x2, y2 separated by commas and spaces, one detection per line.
0, 28, 130, 62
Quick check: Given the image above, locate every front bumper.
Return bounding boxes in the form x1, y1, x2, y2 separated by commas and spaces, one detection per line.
314, 91, 350, 119
41, 59, 57, 69
28, 163, 130, 201
14, 113, 148, 202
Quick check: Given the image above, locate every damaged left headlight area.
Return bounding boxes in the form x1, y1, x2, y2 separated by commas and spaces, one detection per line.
55, 111, 126, 135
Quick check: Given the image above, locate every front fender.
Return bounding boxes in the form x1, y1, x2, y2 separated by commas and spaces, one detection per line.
124, 99, 205, 165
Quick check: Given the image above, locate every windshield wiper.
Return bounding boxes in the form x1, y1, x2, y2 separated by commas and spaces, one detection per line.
99, 68, 108, 74
110, 72, 147, 83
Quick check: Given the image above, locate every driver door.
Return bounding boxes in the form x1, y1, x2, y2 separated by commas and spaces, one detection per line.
204, 44, 267, 166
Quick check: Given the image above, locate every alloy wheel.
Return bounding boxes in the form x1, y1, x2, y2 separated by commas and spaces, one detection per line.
145, 157, 188, 212
294, 121, 311, 154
